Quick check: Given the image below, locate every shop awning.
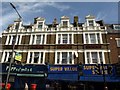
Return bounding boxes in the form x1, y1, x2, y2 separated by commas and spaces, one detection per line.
17, 73, 46, 77
48, 73, 78, 81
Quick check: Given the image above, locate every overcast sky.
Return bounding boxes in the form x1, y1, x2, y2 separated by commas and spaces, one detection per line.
0, 2, 119, 35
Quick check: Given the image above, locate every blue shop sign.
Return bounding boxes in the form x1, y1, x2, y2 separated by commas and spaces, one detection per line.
48, 65, 79, 73
1, 63, 48, 74
48, 65, 79, 81
82, 64, 115, 76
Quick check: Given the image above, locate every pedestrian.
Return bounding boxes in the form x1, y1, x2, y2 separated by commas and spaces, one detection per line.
24, 83, 28, 90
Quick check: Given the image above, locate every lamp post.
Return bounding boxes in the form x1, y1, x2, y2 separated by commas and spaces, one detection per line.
4, 3, 22, 89
101, 61, 108, 90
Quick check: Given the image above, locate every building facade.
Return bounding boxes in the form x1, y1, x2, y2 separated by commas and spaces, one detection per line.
107, 24, 120, 64
0, 15, 111, 65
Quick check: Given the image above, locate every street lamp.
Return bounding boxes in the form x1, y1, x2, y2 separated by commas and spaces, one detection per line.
4, 3, 22, 89
101, 61, 108, 90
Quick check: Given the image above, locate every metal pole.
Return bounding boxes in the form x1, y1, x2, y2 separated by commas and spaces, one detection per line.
4, 3, 22, 89
101, 61, 108, 90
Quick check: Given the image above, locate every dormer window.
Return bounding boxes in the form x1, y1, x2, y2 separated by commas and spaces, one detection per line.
88, 20, 94, 26
61, 16, 69, 28
63, 21, 68, 27
113, 25, 120, 30
38, 22, 43, 29
15, 23, 20, 29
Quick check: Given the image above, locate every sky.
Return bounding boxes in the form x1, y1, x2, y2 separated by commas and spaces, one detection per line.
0, 2, 119, 35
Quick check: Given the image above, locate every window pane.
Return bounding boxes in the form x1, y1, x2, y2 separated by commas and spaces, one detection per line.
17, 35, 20, 45
4, 52, 7, 62
117, 40, 120, 47
63, 21, 68, 27
99, 52, 103, 63
8, 52, 12, 62
36, 35, 41, 44
41, 52, 43, 63
34, 52, 39, 63
89, 20, 94, 26
97, 33, 100, 43
29, 52, 32, 63
85, 34, 89, 44
62, 52, 67, 64
15, 23, 19, 29
87, 52, 90, 63
32, 35, 35, 44
8, 36, 11, 45
12, 36, 16, 44
90, 34, 96, 43
63, 34, 67, 44
69, 52, 72, 64
57, 52, 60, 64
69, 34, 72, 44
38, 22, 43, 29
58, 34, 61, 44
92, 52, 98, 63
42, 35, 45, 44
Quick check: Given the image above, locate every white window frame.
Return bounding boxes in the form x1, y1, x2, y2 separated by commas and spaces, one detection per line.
30, 34, 46, 45
55, 51, 74, 65
115, 38, 120, 47
83, 32, 102, 44
85, 51, 104, 64
56, 34, 73, 44
27, 52, 45, 64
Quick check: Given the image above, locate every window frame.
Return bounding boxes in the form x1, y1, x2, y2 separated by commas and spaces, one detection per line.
56, 34, 73, 44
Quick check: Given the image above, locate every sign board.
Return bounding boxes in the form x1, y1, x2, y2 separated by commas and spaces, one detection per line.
1, 63, 48, 75
48, 65, 79, 73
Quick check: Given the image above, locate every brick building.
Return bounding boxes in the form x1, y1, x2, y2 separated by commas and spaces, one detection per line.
0, 15, 112, 65
107, 24, 120, 64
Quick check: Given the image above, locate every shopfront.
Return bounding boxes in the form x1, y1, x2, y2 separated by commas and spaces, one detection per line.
0, 63, 48, 90
46, 64, 120, 90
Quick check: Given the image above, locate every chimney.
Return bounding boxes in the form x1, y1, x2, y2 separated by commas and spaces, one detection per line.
74, 16, 78, 27
52, 18, 58, 25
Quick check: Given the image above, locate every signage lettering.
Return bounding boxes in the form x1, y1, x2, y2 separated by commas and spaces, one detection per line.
6, 66, 33, 72
50, 66, 77, 71
83, 65, 113, 75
